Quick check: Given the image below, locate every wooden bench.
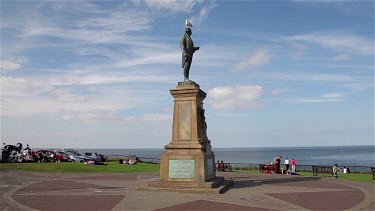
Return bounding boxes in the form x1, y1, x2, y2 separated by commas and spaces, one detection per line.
312, 165, 333, 176
371, 167, 375, 180
259, 164, 266, 173
259, 164, 275, 174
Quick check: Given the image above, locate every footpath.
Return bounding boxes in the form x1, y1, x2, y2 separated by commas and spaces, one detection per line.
1, 170, 374, 211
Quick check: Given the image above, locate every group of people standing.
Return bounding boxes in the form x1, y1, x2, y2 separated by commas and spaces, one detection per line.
274, 156, 297, 174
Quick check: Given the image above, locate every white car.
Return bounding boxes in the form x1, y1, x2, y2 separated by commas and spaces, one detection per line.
84, 152, 102, 162
63, 149, 93, 162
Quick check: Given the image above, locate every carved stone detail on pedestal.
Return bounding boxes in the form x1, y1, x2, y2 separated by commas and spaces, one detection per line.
197, 106, 211, 152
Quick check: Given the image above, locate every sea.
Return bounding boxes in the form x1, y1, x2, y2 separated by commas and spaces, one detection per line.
79, 145, 374, 167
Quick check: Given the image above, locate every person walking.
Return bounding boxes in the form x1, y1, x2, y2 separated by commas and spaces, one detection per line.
284, 158, 290, 171
333, 163, 339, 178
274, 156, 282, 174
291, 158, 296, 172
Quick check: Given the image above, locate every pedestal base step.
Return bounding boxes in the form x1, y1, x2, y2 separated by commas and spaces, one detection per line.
142, 177, 233, 194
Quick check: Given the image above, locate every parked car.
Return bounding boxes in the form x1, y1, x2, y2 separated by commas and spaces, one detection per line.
33, 150, 71, 162
54, 151, 73, 162
33, 150, 54, 162
84, 152, 105, 162
63, 149, 93, 162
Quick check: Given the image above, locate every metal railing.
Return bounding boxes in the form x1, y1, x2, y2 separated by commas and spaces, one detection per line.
105, 156, 373, 173
106, 155, 160, 164
225, 163, 373, 173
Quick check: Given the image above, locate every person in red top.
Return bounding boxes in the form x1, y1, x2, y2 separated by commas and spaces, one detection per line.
291, 158, 296, 172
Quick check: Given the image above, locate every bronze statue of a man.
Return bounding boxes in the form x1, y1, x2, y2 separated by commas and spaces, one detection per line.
180, 28, 199, 81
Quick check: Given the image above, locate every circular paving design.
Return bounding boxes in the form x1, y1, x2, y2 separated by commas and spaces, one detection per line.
1, 171, 373, 210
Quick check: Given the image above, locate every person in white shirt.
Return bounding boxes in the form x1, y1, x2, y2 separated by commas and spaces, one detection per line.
284, 158, 290, 171
343, 166, 348, 173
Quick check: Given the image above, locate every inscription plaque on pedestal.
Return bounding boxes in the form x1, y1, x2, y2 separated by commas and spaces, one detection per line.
169, 160, 195, 178
206, 158, 214, 177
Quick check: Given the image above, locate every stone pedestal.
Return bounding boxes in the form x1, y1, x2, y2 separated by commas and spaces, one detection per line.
147, 81, 233, 194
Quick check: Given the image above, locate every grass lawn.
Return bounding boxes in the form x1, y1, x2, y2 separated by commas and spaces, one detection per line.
0, 161, 160, 173
234, 169, 375, 184
299, 171, 375, 184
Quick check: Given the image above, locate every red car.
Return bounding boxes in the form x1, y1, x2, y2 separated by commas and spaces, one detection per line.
33, 150, 72, 162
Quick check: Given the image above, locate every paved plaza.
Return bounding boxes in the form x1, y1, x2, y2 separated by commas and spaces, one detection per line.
1, 170, 374, 210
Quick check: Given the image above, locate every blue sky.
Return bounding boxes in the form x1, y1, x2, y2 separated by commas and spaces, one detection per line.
1, 0, 374, 148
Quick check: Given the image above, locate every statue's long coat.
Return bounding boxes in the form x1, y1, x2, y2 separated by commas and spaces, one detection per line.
180, 33, 195, 67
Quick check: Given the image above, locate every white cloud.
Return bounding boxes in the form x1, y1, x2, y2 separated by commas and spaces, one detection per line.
340, 83, 370, 91
194, 44, 243, 67
290, 43, 307, 56
48, 70, 179, 86
142, 114, 172, 121
116, 52, 180, 67
293, 43, 307, 50
16, 3, 154, 46
76, 9, 152, 33
280, 92, 345, 103
61, 110, 124, 122
308, 74, 353, 82
20, 27, 148, 45
298, 62, 373, 70
1, 60, 22, 72
234, 49, 270, 71
0, 76, 139, 121
298, 99, 344, 103
190, 1, 215, 27
281, 98, 344, 103
333, 53, 351, 61
321, 92, 344, 98
0, 76, 52, 96
271, 89, 289, 95
49, 1, 103, 14
207, 85, 263, 109
190, 6, 207, 27
288, 32, 373, 55
215, 112, 247, 118
144, 0, 203, 12
291, 0, 374, 18
257, 72, 354, 83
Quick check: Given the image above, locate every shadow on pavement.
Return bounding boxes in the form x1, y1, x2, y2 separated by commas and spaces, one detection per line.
229, 176, 322, 189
